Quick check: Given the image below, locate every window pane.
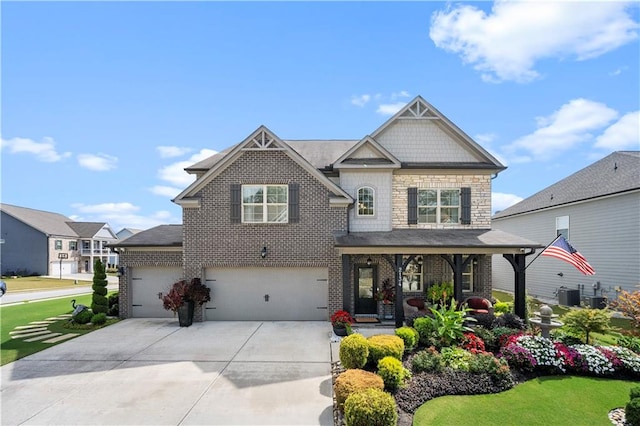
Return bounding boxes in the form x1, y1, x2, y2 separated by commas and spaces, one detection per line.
243, 186, 263, 203
441, 207, 459, 223
267, 205, 287, 223
267, 186, 287, 204
441, 190, 459, 206
418, 190, 437, 206
418, 207, 436, 223
243, 205, 263, 222
357, 187, 374, 216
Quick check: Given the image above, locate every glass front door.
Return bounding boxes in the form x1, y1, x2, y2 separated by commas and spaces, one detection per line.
355, 265, 377, 314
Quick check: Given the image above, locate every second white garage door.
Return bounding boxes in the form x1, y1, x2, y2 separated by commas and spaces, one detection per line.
204, 267, 328, 321
130, 266, 183, 318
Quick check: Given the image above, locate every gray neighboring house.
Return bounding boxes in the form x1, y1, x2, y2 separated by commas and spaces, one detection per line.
0, 203, 119, 276
114, 96, 542, 323
116, 228, 143, 241
492, 151, 640, 305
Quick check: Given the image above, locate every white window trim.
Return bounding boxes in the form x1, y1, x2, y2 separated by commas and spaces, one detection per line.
417, 188, 461, 224
462, 257, 477, 293
356, 186, 375, 217
556, 216, 569, 239
241, 184, 289, 224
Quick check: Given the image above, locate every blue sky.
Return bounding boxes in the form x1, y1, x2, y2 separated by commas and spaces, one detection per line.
2, 1, 639, 232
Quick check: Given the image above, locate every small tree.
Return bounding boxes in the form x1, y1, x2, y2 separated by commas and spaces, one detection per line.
609, 290, 640, 332
91, 259, 109, 314
561, 307, 611, 344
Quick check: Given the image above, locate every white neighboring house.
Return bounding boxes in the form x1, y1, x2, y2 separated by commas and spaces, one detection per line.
116, 228, 142, 241
492, 151, 640, 305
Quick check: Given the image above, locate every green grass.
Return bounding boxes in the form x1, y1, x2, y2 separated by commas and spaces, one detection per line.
413, 375, 636, 426
1, 276, 92, 292
0, 294, 118, 366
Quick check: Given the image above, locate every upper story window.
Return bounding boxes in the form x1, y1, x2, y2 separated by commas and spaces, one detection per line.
556, 216, 569, 239
69, 241, 77, 251
418, 189, 460, 224
357, 187, 375, 216
55, 240, 62, 250
242, 185, 288, 223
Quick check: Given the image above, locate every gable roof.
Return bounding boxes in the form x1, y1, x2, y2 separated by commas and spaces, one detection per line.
110, 224, 183, 247
66, 222, 115, 239
333, 136, 401, 169
371, 96, 505, 170
0, 203, 77, 237
174, 126, 354, 207
494, 151, 640, 219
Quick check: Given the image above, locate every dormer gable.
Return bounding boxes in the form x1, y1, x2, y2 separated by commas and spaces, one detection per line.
333, 136, 401, 170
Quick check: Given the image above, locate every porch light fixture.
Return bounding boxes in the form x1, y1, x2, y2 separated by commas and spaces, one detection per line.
117, 266, 126, 277
261, 246, 267, 259
366, 257, 372, 266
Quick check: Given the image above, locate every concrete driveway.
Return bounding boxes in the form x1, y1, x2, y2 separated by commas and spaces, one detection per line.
1, 319, 334, 425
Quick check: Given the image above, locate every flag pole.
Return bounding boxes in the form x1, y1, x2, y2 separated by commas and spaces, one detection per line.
524, 235, 562, 271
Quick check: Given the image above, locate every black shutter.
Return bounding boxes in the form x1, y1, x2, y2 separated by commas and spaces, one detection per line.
289, 183, 299, 223
408, 187, 418, 225
461, 187, 471, 225
230, 184, 241, 223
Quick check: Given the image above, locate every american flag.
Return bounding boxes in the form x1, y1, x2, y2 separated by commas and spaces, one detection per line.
542, 236, 596, 275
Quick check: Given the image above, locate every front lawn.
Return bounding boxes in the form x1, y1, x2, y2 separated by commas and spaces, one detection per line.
413, 375, 634, 425
0, 294, 118, 366
1, 276, 92, 293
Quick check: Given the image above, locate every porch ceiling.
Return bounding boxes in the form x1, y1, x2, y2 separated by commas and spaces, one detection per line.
334, 229, 543, 255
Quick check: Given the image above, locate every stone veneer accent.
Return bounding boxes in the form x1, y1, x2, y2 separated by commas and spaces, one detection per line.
182, 149, 348, 321
117, 249, 183, 319
392, 172, 492, 229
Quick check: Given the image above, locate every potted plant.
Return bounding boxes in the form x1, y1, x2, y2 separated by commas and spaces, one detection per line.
161, 278, 211, 327
330, 310, 353, 336
375, 278, 395, 304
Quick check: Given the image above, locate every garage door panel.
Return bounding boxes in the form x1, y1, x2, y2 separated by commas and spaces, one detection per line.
131, 267, 183, 318
205, 267, 328, 321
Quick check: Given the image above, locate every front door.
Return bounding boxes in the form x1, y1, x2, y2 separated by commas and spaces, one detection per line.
355, 265, 377, 315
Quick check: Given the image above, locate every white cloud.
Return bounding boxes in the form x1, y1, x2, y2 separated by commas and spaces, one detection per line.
492, 192, 524, 214
609, 66, 628, 76
150, 185, 183, 198
430, 1, 639, 83
377, 102, 406, 116
391, 91, 411, 100
0, 136, 72, 162
595, 111, 640, 150
70, 202, 179, 231
77, 153, 118, 171
503, 99, 619, 162
351, 94, 371, 107
475, 133, 496, 144
157, 146, 192, 158
157, 148, 217, 187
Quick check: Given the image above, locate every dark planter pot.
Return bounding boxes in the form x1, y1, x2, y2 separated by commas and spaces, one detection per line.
177, 301, 195, 327
332, 324, 348, 336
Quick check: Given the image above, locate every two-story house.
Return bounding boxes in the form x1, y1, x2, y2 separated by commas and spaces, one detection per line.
114, 96, 541, 324
0, 203, 119, 276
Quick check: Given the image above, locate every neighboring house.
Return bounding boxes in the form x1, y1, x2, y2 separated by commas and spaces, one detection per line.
114, 96, 541, 323
0, 203, 119, 275
116, 228, 142, 241
492, 151, 640, 305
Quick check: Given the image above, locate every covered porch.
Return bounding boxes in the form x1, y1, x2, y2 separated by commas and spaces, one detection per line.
334, 229, 543, 327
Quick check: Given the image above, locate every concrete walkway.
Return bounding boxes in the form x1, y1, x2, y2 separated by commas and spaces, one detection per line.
1, 319, 334, 425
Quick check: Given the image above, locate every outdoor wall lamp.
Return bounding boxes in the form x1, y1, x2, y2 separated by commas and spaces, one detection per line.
366, 257, 372, 266
117, 266, 126, 277
261, 246, 267, 259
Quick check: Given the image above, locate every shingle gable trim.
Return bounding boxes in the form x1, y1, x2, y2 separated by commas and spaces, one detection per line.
333, 136, 401, 169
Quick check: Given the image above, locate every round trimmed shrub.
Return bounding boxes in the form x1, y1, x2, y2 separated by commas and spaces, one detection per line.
91, 312, 107, 325
367, 334, 404, 366
395, 326, 418, 351
377, 356, 410, 391
343, 388, 397, 426
626, 398, 640, 426
413, 317, 435, 346
334, 369, 384, 412
630, 385, 640, 400
73, 309, 93, 324
340, 333, 369, 369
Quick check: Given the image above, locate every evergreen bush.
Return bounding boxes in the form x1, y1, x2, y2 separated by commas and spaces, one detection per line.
91, 312, 107, 325
343, 388, 397, 426
413, 317, 435, 346
339, 334, 369, 369
91, 259, 109, 314
395, 326, 418, 351
367, 334, 404, 366
626, 398, 640, 426
377, 356, 410, 391
73, 309, 93, 324
334, 369, 384, 412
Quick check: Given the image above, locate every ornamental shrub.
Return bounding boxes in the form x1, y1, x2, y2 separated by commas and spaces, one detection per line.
395, 326, 418, 351
377, 356, 410, 391
107, 293, 119, 317
334, 369, 384, 412
468, 351, 510, 377
91, 312, 107, 325
413, 317, 436, 346
493, 312, 526, 330
429, 301, 475, 348
343, 388, 397, 426
73, 309, 93, 325
609, 290, 640, 330
472, 313, 496, 329
561, 307, 612, 344
630, 385, 640, 400
626, 397, 640, 426
440, 347, 473, 371
340, 334, 369, 369
411, 346, 443, 373
461, 332, 486, 353
494, 300, 513, 315
367, 335, 404, 366
617, 335, 640, 354
91, 259, 109, 314
472, 326, 498, 353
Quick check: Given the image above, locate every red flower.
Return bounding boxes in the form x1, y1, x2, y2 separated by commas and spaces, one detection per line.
331, 310, 353, 327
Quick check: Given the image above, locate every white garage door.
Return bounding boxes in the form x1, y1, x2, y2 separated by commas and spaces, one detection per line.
50, 261, 77, 276
131, 267, 183, 318
204, 267, 328, 321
